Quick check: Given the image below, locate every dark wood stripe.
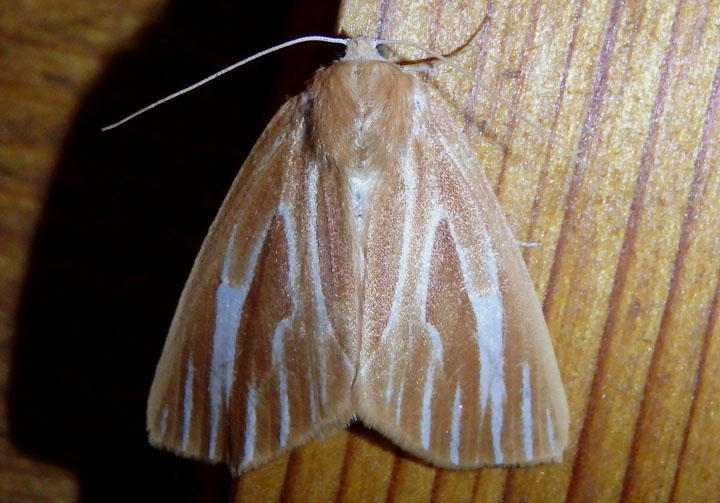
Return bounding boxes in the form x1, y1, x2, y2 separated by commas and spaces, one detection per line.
565, 0, 680, 497
428, 468, 445, 503
279, 449, 301, 502
429, 0, 444, 51
524, 0, 584, 264
493, 0, 541, 196
669, 274, 720, 502
619, 4, 716, 496
469, 468, 482, 502
538, 0, 622, 492
417, 0, 445, 86
376, 0, 392, 39
667, 45, 720, 503
542, 0, 623, 493
542, 0, 621, 318
476, 8, 518, 182
334, 433, 355, 503
500, 467, 517, 503
462, 0, 496, 132
384, 454, 404, 503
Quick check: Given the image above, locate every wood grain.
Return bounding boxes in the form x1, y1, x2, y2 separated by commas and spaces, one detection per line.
1, 0, 718, 502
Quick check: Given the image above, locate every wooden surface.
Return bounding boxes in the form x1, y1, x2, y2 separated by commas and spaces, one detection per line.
1, 0, 719, 502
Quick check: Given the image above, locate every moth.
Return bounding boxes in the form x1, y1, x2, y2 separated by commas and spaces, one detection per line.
147, 37, 569, 474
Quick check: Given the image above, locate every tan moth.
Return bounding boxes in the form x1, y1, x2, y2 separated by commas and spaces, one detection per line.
139, 37, 569, 474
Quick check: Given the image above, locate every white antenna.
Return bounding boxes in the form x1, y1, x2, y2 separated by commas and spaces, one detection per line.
102, 35, 347, 131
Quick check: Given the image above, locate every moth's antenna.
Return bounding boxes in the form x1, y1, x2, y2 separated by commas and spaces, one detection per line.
102, 35, 347, 131
372, 36, 578, 163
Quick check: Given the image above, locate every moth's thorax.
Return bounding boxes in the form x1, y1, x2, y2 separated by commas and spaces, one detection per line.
309, 47, 417, 233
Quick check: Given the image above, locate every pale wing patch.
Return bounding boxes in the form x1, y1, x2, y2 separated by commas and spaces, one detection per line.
181, 356, 194, 451
269, 202, 300, 450
208, 221, 270, 457
207, 208, 296, 459
241, 383, 258, 466
378, 145, 417, 345
522, 362, 533, 460
445, 212, 506, 463
546, 407, 556, 450
158, 406, 169, 439
417, 204, 446, 450
450, 385, 462, 464
307, 164, 332, 334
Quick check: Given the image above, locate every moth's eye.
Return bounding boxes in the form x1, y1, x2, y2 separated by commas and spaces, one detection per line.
376, 43, 390, 59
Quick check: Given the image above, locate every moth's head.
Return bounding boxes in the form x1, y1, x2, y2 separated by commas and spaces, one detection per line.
343, 38, 387, 62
